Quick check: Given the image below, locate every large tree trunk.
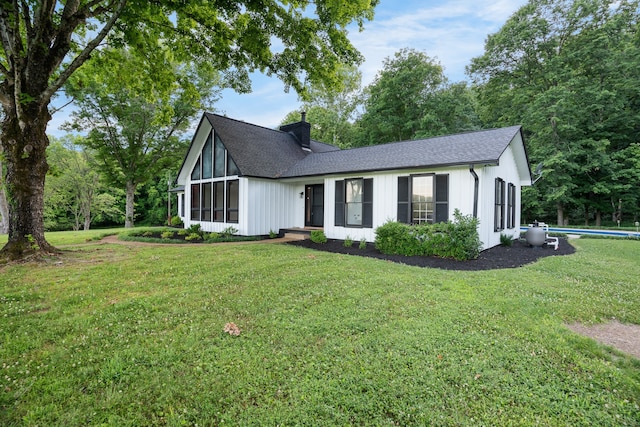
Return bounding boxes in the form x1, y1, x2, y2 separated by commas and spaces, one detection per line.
125, 180, 137, 228
556, 202, 565, 227
0, 108, 57, 259
0, 160, 9, 234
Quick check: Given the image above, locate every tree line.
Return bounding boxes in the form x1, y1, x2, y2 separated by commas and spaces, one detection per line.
284, 0, 640, 227
1, 0, 639, 260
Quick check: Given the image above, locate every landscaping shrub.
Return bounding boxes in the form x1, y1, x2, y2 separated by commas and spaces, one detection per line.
359, 237, 367, 250
185, 233, 202, 241
310, 230, 327, 244
374, 221, 417, 255
500, 233, 513, 246
204, 232, 220, 241
161, 231, 174, 240
344, 236, 353, 247
374, 209, 482, 260
170, 216, 183, 227
187, 223, 202, 236
221, 226, 238, 238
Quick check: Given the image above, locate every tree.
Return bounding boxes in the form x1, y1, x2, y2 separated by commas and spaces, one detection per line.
64, 46, 219, 228
281, 65, 362, 147
0, 158, 8, 234
45, 136, 121, 231
355, 49, 446, 146
354, 48, 480, 146
0, 1, 378, 259
468, 0, 640, 226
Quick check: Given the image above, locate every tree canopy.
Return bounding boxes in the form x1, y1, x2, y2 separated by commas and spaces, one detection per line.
0, 0, 379, 259
64, 46, 220, 228
353, 48, 480, 146
468, 0, 640, 225
281, 64, 362, 147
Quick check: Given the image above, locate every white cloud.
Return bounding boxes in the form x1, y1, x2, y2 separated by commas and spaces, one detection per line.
349, 0, 527, 84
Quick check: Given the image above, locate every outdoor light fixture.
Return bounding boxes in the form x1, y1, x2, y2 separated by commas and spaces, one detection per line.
299, 191, 304, 199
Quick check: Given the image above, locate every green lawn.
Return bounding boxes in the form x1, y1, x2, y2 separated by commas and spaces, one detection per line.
1, 232, 639, 426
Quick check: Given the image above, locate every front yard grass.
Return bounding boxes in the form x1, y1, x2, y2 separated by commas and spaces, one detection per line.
1, 236, 639, 425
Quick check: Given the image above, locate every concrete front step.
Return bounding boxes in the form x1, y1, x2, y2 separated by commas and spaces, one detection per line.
281, 228, 322, 240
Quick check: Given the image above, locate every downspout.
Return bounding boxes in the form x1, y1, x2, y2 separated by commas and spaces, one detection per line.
469, 165, 479, 218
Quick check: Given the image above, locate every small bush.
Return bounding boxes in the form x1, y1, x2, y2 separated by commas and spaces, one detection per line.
374, 221, 418, 255
185, 233, 202, 241
221, 226, 238, 238
310, 230, 327, 244
161, 231, 174, 240
188, 223, 202, 235
500, 233, 513, 246
170, 216, 183, 227
269, 230, 278, 239
142, 231, 154, 237
177, 229, 188, 236
205, 232, 220, 241
374, 210, 482, 260
344, 236, 353, 247
359, 238, 367, 250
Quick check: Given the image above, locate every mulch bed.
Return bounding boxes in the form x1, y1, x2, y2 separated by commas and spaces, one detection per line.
287, 238, 576, 271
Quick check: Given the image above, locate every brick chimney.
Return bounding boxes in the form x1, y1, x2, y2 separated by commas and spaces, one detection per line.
279, 111, 310, 150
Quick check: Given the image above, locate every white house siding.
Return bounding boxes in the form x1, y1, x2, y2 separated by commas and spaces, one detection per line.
322, 167, 478, 244
476, 142, 524, 249
244, 179, 306, 236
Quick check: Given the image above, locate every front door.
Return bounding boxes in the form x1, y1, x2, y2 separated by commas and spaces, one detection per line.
305, 184, 324, 227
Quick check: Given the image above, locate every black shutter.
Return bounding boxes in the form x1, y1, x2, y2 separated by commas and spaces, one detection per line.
334, 180, 345, 226
397, 176, 410, 223
435, 175, 449, 223
363, 178, 373, 228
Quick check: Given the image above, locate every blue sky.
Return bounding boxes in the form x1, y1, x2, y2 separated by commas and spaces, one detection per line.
48, 0, 527, 137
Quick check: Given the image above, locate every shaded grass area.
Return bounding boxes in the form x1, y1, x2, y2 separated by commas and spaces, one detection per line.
0, 228, 121, 247
1, 237, 639, 425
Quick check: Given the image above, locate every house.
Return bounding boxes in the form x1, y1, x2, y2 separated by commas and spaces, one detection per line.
173, 112, 532, 250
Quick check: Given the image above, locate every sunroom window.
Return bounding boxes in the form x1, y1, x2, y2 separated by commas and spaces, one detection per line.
189, 130, 240, 223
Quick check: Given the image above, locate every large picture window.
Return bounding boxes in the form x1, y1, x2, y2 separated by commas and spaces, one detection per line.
189, 130, 240, 223
397, 174, 448, 224
494, 178, 505, 232
335, 178, 373, 228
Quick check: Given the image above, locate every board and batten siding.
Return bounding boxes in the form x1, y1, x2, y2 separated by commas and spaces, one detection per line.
244, 179, 305, 236
322, 167, 478, 243
476, 142, 524, 249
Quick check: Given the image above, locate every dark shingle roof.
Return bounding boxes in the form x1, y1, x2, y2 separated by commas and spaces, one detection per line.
201, 113, 522, 179
281, 126, 523, 177
205, 113, 339, 178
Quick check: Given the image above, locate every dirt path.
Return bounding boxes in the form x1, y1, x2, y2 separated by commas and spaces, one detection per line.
567, 321, 640, 359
